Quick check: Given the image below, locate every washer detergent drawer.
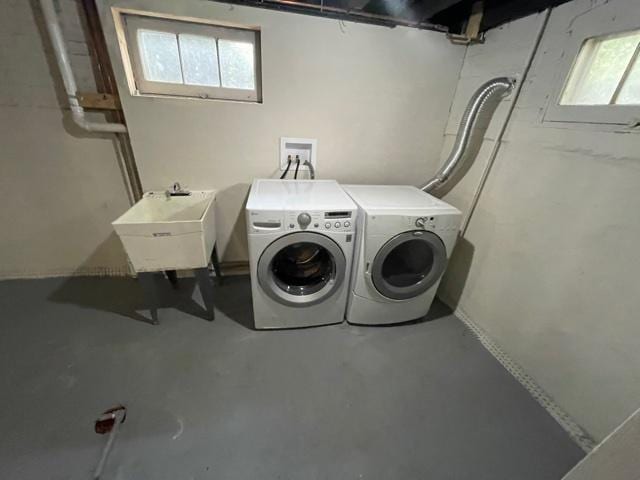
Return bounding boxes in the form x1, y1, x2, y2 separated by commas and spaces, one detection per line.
248, 211, 284, 234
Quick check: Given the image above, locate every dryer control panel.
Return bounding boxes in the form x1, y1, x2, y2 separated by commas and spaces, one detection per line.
366, 213, 461, 235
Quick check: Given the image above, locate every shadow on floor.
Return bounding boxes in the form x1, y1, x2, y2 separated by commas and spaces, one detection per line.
211, 275, 454, 331
210, 274, 255, 330
48, 275, 215, 325
48, 273, 452, 331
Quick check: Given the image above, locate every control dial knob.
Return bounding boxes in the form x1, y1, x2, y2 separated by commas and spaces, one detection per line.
298, 212, 312, 228
415, 217, 427, 228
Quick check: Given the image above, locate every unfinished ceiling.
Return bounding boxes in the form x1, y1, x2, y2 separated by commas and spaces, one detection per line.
218, 0, 571, 34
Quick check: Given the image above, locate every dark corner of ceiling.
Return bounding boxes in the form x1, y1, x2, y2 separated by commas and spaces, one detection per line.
216, 0, 572, 35
429, 0, 571, 34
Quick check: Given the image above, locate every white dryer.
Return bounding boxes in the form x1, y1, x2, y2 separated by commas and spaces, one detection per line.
343, 185, 461, 325
246, 179, 357, 329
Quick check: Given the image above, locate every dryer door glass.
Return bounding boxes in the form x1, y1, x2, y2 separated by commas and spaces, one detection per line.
258, 232, 346, 307
371, 231, 447, 300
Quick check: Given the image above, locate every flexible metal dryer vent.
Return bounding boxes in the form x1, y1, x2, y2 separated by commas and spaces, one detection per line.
422, 77, 516, 195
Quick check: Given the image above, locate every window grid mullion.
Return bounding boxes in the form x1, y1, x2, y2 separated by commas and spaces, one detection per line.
610, 40, 640, 105
176, 33, 186, 85
215, 38, 223, 88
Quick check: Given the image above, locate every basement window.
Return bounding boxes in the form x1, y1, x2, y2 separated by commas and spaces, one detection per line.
545, 28, 640, 125
560, 30, 640, 106
120, 13, 261, 102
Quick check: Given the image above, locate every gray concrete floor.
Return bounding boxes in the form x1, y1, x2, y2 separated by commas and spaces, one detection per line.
0, 275, 584, 480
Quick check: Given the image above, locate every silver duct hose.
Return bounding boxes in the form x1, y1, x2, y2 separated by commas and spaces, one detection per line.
422, 77, 515, 194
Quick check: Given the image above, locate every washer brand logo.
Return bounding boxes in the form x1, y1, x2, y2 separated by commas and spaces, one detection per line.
152, 232, 172, 237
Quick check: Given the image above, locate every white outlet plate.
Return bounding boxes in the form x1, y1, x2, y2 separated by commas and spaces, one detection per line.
280, 137, 317, 173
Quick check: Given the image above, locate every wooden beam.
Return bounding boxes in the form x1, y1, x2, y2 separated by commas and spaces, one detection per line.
447, 1, 484, 44
76, 92, 121, 110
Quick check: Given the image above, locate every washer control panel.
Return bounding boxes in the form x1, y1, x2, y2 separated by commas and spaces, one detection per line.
285, 210, 355, 232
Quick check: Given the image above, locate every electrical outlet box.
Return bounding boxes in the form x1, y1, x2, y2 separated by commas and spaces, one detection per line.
280, 137, 317, 172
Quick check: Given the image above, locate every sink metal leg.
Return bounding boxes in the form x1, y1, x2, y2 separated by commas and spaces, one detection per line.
138, 272, 159, 325
211, 244, 223, 285
165, 270, 178, 288
195, 267, 215, 321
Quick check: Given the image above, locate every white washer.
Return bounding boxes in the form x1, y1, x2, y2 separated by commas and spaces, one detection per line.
343, 185, 461, 325
246, 179, 357, 329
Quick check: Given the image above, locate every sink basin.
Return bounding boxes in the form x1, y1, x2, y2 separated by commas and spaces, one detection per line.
113, 190, 216, 272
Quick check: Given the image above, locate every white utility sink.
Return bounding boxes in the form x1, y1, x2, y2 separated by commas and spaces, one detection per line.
113, 190, 216, 272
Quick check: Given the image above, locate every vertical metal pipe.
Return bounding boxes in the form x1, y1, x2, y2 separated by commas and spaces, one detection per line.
80, 0, 144, 201
39, 0, 143, 200
460, 8, 552, 235
39, 0, 128, 133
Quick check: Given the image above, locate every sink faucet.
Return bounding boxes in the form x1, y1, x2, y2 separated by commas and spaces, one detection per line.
165, 182, 186, 198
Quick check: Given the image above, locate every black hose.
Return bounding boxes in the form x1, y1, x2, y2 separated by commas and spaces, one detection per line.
280, 159, 292, 179
294, 158, 300, 179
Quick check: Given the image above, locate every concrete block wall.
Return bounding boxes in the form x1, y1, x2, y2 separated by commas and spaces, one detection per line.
2, 0, 466, 275
96, 0, 466, 264
438, 0, 640, 441
0, 0, 132, 278
4, 0, 640, 447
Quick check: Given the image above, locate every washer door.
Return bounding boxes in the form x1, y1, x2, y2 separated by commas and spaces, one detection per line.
371, 230, 447, 300
258, 232, 346, 307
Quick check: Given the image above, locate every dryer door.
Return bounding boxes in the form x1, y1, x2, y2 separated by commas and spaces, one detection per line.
371, 230, 447, 300
258, 232, 346, 307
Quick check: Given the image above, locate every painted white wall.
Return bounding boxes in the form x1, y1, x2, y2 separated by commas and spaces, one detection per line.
95, 0, 465, 263
562, 407, 640, 480
438, 0, 640, 441
0, 0, 131, 278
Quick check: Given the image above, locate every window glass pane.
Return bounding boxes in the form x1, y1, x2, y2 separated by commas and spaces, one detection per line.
561, 32, 640, 105
616, 55, 640, 105
178, 34, 220, 87
218, 39, 255, 90
137, 30, 182, 84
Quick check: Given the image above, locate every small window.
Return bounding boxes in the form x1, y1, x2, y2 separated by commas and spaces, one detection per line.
560, 30, 640, 106
121, 13, 261, 102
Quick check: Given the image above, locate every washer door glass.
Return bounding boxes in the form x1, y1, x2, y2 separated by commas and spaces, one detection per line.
272, 242, 333, 296
371, 231, 447, 300
258, 232, 346, 307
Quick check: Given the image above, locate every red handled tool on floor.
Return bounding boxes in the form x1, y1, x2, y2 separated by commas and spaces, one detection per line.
93, 405, 127, 479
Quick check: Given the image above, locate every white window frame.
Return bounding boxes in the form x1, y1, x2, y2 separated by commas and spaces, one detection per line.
560, 30, 640, 107
543, 8, 640, 126
118, 12, 261, 103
